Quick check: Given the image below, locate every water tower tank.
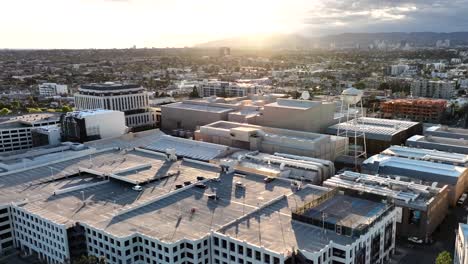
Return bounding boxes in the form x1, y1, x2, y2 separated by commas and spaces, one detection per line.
341, 87, 363, 105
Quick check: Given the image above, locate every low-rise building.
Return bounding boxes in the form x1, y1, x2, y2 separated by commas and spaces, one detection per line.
425, 125, 468, 140
362, 154, 468, 206
38, 83, 68, 97
324, 171, 449, 242
161, 97, 337, 134
31, 125, 62, 147
61, 110, 127, 143
0, 113, 60, 152
406, 135, 468, 155
382, 145, 468, 167
327, 117, 422, 155
195, 121, 347, 161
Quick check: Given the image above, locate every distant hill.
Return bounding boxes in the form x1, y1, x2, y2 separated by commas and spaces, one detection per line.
195, 32, 468, 49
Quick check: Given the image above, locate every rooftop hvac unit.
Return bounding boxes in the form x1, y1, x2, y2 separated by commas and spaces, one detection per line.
165, 148, 177, 161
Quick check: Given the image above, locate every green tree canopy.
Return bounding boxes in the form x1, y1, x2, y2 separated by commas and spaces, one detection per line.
435, 251, 452, 264
61, 105, 73, 113
0, 108, 11, 115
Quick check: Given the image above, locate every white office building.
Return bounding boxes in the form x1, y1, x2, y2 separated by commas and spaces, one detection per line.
39, 83, 68, 97
61, 110, 127, 142
0, 113, 60, 152
74, 82, 159, 129
198, 80, 258, 98
411, 79, 456, 99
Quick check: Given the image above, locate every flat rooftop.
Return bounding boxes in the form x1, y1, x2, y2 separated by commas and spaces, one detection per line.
80, 82, 142, 91
407, 135, 468, 151
144, 135, 232, 161
327, 117, 420, 141
382, 145, 468, 165
425, 125, 468, 140
363, 154, 466, 184
265, 98, 321, 110
301, 194, 387, 229
162, 102, 233, 114
324, 171, 444, 210
0, 113, 60, 129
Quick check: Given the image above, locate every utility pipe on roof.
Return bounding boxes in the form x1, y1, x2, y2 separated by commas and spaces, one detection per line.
274, 153, 335, 176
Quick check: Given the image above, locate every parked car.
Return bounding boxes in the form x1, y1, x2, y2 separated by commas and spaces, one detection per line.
132, 185, 143, 192
457, 193, 467, 205
407, 237, 423, 244
195, 183, 207, 189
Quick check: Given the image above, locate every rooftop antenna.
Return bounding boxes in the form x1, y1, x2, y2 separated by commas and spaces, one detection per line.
336, 87, 367, 171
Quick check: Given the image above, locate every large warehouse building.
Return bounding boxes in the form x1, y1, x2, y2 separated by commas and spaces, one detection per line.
161, 97, 337, 134
0, 133, 396, 264
362, 154, 468, 206
195, 121, 348, 161
327, 117, 422, 155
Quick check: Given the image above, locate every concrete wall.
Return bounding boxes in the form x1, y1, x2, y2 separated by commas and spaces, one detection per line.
161, 107, 231, 131
256, 102, 336, 133
85, 111, 127, 139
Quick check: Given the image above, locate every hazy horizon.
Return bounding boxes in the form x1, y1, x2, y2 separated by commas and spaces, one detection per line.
2, 0, 468, 49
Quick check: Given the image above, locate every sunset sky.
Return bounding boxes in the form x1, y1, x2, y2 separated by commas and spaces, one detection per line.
1, 0, 467, 49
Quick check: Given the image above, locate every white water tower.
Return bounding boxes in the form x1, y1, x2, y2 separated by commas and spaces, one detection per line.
337, 87, 367, 170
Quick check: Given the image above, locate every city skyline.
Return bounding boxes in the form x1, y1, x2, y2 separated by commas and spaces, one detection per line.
2, 0, 468, 49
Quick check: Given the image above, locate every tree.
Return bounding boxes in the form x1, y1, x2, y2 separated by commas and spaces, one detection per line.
354, 81, 366, 90
435, 251, 452, 264
378, 82, 390, 90
189, 86, 199, 98
75, 255, 106, 264
0, 108, 11, 115
61, 105, 73, 113
11, 100, 20, 110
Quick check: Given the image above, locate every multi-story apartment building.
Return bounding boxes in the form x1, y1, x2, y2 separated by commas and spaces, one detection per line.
38, 83, 68, 97
0, 113, 60, 152
455, 223, 468, 264
198, 80, 258, 97
0, 134, 396, 264
74, 82, 159, 129
380, 98, 447, 123
411, 79, 456, 99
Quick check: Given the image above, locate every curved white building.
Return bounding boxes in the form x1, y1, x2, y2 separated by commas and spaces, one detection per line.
74, 82, 159, 129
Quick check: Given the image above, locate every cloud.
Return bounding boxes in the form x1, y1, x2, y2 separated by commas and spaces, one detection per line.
302, 0, 468, 35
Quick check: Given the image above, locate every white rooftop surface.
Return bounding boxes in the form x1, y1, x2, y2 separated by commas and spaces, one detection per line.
324, 171, 442, 209
328, 117, 419, 140
265, 98, 321, 110
84, 129, 166, 150
407, 134, 468, 147
426, 125, 468, 135
382, 145, 468, 164
162, 102, 233, 113
145, 135, 232, 161
364, 154, 467, 178
66, 109, 121, 118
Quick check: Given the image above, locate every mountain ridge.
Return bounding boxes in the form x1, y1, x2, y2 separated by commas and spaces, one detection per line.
194, 32, 468, 49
